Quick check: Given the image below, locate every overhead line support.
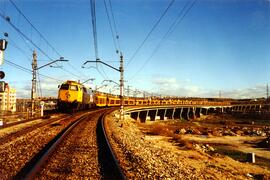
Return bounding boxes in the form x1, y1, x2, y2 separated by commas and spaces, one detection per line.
84, 60, 120, 72
31, 51, 37, 117
83, 54, 125, 121
31, 52, 68, 117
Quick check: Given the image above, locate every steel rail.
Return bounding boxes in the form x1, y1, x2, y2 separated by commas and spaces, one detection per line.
98, 110, 125, 179
14, 114, 89, 179
13, 108, 124, 179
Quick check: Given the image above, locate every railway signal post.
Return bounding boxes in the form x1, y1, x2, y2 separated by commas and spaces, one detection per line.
0, 39, 8, 65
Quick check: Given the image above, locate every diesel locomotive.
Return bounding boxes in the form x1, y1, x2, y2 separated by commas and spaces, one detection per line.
57, 80, 93, 111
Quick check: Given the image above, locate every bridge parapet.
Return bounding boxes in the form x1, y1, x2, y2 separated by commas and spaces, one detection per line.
230, 103, 268, 113
125, 105, 230, 122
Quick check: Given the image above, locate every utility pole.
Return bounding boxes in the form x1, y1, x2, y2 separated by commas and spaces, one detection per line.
219, 90, 221, 98
30, 52, 68, 117
119, 54, 124, 121
31, 50, 37, 116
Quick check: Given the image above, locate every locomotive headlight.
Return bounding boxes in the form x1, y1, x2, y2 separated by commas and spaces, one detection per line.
65, 92, 70, 99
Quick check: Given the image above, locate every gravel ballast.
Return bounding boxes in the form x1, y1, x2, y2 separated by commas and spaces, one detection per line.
105, 111, 270, 179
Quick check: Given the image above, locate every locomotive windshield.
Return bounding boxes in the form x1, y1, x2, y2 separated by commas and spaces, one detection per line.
70, 85, 78, 91
60, 84, 69, 90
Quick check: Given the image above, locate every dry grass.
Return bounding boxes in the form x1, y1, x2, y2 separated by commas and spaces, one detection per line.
145, 123, 176, 136
137, 117, 270, 173
139, 123, 194, 150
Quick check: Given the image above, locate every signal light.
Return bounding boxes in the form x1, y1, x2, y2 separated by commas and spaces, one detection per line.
0, 71, 4, 79
0, 81, 5, 92
0, 39, 8, 51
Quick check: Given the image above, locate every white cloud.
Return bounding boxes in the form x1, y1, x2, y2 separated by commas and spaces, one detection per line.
16, 89, 31, 99
152, 77, 179, 89
11, 74, 268, 100
151, 76, 202, 97
151, 76, 268, 99
13, 79, 60, 99
37, 79, 60, 98
221, 84, 267, 99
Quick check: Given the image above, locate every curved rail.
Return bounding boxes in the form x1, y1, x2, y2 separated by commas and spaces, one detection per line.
97, 111, 125, 179
14, 115, 87, 179
14, 109, 125, 179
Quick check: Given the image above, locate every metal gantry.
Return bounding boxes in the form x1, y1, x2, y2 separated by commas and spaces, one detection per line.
83, 54, 125, 121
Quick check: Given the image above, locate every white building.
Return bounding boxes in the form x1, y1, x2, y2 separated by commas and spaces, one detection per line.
0, 82, 16, 112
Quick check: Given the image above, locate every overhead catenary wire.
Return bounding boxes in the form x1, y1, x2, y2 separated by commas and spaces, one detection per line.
128, 0, 197, 81
8, 0, 62, 57
96, 64, 108, 80
81, 63, 107, 81
0, 8, 4, 27
125, 0, 175, 69
0, 11, 54, 61
5, 59, 62, 82
5, 59, 32, 74
88, 0, 110, 79
60, 67, 82, 80
16, 31, 35, 53
1, 11, 89, 82
99, 63, 109, 79
4, 33, 32, 62
103, 0, 119, 54
67, 62, 88, 79
8, 0, 90, 80
90, 0, 99, 60
166, 0, 197, 40
99, 0, 121, 79
108, 0, 121, 52
0, 1, 7, 17
6, 59, 60, 97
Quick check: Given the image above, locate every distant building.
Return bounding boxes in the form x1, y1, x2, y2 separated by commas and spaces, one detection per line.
0, 82, 16, 112
16, 99, 31, 112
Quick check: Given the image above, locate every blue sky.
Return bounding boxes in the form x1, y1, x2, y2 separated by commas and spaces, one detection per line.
0, 0, 269, 98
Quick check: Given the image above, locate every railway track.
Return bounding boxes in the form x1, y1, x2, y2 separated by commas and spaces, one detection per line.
0, 113, 64, 129
97, 111, 125, 179
0, 109, 100, 177
0, 114, 70, 145
13, 108, 125, 179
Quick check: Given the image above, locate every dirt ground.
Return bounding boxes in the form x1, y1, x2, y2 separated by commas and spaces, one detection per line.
137, 114, 270, 177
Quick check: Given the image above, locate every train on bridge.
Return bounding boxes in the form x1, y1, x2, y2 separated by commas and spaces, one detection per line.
57, 80, 231, 111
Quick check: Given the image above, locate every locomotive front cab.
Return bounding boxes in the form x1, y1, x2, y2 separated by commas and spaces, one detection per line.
58, 83, 83, 104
